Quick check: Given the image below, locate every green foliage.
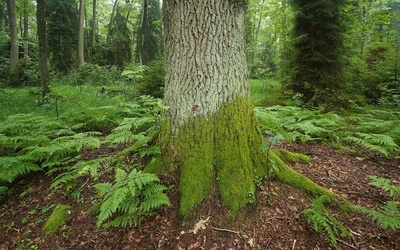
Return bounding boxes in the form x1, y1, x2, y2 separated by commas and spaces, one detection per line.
0, 113, 102, 184
123, 60, 165, 98
345, 133, 399, 157
360, 201, 400, 231
65, 63, 121, 86
255, 106, 341, 143
49, 158, 108, 190
359, 176, 400, 231
94, 168, 170, 228
255, 105, 399, 157
303, 195, 350, 249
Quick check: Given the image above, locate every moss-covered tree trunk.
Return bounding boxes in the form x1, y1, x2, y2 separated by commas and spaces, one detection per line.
161, 0, 267, 217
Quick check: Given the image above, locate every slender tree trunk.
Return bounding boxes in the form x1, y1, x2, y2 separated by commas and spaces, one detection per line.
106, 0, 118, 44
138, 0, 147, 65
77, 0, 85, 69
23, 0, 28, 57
0, 0, 5, 32
6, 0, 18, 74
161, 0, 266, 218
36, 0, 50, 97
90, 0, 96, 61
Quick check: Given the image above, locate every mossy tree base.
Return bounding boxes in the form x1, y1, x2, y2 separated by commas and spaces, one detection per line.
161, 96, 267, 218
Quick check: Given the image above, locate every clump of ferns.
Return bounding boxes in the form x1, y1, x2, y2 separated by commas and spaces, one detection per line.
302, 195, 350, 249
0, 114, 102, 186
94, 168, 170, 228
359, 175, 400, 231
106, 101, 163, 168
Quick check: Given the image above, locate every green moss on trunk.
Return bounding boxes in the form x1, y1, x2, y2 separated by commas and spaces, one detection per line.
269, 151, 339, 200
161, 96, 267, 218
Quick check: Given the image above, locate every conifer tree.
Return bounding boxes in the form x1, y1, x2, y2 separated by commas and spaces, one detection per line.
288, 0, 344, 107
47, 0, 78, 74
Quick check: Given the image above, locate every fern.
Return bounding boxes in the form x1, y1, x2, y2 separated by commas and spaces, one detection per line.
49, 158, 108, 189
360, 202, 400, 231
359, 176, 400, 231
345, 133, 399, 157
303, 195, 350, 249
367, 175, 400, 201
94, 168, 170, 228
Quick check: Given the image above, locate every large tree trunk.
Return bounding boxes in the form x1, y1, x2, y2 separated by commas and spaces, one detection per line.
36, 0, 50, 98
77, 0, 85, 69
6, 0, 18, 74
161, 0, 266, 218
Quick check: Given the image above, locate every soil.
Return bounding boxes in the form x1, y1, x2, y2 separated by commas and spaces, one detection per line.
1, 142, 399, 250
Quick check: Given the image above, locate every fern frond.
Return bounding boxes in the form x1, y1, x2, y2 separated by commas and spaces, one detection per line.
345, 133, 399, 157
94, 182, 114, 198
303, 195, 349, 249
367, 175, 400, 200
139, 192, 171, 214
139, 145, 161, 158
360, 202, 400, 231
97, 196, 117, 228
106, 214, 138, 228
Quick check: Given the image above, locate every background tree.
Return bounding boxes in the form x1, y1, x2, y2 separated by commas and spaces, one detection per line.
6, 0, 17, 75
104, 5, 132, 69
77, 0, 85, 69
37, 0, 49, 98
161, 0, 267, 217
286, 0, 345, 107
136, 0, 162, 65
23, 0, 28, 57
0, 0, 5, 32
47, 0, 78, 74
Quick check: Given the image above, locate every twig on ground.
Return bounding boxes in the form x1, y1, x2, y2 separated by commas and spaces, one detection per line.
211, 227, 243, 240
337, 239, 358, 249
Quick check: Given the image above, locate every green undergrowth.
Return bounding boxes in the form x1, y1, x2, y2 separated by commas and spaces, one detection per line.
0, 92, 163, 202
255, 105, 400, 157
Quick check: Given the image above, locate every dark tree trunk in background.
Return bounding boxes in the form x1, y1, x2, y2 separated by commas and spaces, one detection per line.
6, 0, 18, 74
37, 0, 50, 97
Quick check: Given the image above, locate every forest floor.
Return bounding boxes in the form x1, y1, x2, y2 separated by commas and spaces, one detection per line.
1, 142, 399, 250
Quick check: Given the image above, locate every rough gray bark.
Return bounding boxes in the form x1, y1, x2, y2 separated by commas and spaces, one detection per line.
6, 0, 18, 74
163, 0, 249, 129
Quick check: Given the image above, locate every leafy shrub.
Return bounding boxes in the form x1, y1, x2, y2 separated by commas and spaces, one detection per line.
94, 168, 170, 228
123, 60, 165, 98
60, 63, 121, 86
